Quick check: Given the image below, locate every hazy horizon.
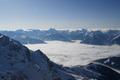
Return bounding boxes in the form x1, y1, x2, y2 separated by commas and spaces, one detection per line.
1, 25, 120, 31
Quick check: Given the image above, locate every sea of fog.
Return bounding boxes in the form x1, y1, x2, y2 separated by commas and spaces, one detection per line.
25, 40, 120, 67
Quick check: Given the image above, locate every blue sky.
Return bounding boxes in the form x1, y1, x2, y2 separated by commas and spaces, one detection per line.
0, 0, 120, 30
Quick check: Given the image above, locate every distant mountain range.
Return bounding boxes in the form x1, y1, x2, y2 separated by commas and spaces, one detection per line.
0, 28, 120, 45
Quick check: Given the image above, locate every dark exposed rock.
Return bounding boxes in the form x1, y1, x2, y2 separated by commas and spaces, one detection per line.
86, 63, 120, 80
94, 56, 120, 70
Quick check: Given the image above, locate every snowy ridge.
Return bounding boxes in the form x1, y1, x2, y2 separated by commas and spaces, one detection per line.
1, 29, 120, 45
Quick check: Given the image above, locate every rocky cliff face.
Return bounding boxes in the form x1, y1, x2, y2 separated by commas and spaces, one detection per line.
0, 34, 53, 80
0, 33, 119, 80
0, 33, 78, 80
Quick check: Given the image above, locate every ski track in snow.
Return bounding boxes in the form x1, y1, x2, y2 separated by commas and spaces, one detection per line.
25, 40, 120, 67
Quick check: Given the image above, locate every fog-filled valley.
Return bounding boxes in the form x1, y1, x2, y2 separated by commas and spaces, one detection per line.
1, 28, 120, 67
0, 29, 120, 80
0, 0, 120, 79
26, 40, 120, 66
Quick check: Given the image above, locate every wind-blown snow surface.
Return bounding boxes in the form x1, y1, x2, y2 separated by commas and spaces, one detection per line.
25, 40, 120, 66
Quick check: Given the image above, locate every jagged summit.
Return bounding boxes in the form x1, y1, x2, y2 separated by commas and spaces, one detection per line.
0, 33, 52, 80
0, 33, 20, 45
0, 33, 30, 66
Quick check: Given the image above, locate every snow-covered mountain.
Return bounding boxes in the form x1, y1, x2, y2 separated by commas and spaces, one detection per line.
0, 33, 120, 80
0, 29, 120, 45
81, 30, 120, 45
